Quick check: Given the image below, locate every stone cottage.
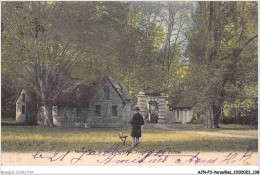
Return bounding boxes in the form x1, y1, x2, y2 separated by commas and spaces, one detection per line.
137, 91, 167, 123
16, 76, 198, 126
52, 75, 132, 127
16, 89, 38, 125
169, 91, 197, 123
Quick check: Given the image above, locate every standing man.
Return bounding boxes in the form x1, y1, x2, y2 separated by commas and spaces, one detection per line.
130, 106, 144, 147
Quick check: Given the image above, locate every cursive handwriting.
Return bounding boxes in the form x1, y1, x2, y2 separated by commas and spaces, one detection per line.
32, 150, 70, 162
31, 147, 255, 165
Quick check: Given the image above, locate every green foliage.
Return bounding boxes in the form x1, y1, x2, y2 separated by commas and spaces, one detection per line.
185, 2, 258, 120
145, 24, 166, 51
2, 2, 169, 118
1, 73, 18, 118
220, 115, 258, 125
220, 107, 257, 125
130, 1, 193, 96
166, 64, 189, 105
190, 117, 203, 124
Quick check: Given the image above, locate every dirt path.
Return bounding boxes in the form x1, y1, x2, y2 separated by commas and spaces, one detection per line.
188, 131, 258, 139
146, 124, 258, 139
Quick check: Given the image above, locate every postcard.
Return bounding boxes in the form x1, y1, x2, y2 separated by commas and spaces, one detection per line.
1, 1, 258, 174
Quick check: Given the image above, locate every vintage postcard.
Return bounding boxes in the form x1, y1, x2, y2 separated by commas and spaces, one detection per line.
1, 1, 258, 174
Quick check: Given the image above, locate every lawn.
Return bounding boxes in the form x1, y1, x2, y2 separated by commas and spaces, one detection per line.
1, 124, 258, 152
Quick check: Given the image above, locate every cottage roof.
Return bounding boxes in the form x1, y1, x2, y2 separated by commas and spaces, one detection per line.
53, 75, 126, 107
16, 89, 41, 102
63, 78, 83, 89
170, 91, 197, 109
108, 77, 131, 100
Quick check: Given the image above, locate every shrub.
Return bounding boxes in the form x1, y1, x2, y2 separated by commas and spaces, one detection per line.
219, 115, 258, 125
190, 117, 203, 124
219, 116, 236, 124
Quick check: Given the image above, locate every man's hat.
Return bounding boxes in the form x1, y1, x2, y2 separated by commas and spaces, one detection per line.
133, 106, 140, 111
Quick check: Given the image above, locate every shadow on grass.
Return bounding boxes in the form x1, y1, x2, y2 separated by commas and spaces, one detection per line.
1, 122, 38, 126
1, 122, 17, 126
1, 118, 17, 126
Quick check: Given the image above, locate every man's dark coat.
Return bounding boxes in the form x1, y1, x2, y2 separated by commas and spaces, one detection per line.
130, 113, 144, 137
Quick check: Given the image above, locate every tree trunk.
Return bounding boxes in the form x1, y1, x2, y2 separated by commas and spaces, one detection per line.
204, 106, 214, 128
213, 104, 221, 128
204, 103, 221, 128
43, 101, 54, 126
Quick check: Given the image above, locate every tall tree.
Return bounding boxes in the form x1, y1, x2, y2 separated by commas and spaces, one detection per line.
185, 2, 257, 128
2, 2, 102, 125
2, 1, 168, 121
33, 58, 62, 126
131, 2, 195, 82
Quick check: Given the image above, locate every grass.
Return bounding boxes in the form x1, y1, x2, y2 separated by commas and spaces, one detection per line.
1, 124, 258, 152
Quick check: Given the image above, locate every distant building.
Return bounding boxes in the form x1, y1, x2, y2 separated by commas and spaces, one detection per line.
16, 89, 38, 125
169, 91, 197, 124
137, 91, 167, 123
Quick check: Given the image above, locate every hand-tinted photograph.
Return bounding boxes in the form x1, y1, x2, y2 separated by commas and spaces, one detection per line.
1, 1, 258, 174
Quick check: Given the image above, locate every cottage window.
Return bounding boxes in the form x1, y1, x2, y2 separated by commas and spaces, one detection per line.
95, 105, 101, 117
177, 110, 180, 120
104, 86, 110, 100
22, 93, 25, 102
22, 105, 25, 115
112, 106, 118, 117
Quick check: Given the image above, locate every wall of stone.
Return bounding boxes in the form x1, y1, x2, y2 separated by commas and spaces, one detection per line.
16, 90, 36, 125
16, 90, 26, 124
52, 106, 59, 126
37, 106, 45, 125
54, 105, 89, 127
90, 81, 123, 127
76, 107, 90, 123
25, 100, 38, 125
121, 101, 134, 125
137, 92, 167, 123
53, 80, 125, 127
157, 94, 167, 123
136, 92, 148, 117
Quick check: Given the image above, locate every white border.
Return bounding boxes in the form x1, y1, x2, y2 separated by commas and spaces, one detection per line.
1, 166, 259, 175
1, 0, 259, 174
